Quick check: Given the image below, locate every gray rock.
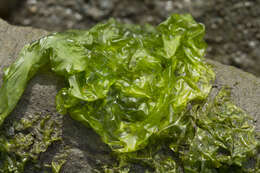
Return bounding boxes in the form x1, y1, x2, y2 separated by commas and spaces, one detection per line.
0, 19, 259, 172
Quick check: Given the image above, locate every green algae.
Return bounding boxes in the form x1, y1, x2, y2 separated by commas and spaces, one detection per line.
0, 114, 63, 173
101, 88, 259, 173
51, 152, 67, 173
0, 14, 258, 172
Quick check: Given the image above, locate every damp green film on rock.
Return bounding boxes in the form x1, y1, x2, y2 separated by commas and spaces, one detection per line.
0, 14, 259, 172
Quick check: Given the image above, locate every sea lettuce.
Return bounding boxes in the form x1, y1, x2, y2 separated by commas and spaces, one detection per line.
0, 14, 258, 172
0, 14, 215, 152
108, 88, 259, 172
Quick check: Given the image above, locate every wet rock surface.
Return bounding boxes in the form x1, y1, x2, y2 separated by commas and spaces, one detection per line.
0, 19, 259, 172
4, 0, 260, 76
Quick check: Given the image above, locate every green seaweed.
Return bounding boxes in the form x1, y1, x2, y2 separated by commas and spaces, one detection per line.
0, 115, 62, 173
0, 14, 259, 172
51, 153, 67, 173
179, 88, 259, 173
101, 88, 259, 172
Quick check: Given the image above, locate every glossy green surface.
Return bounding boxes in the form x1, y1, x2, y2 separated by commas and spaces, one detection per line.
55, 14, 215, 153
108, 89, 259, 173
0, 14, 215, 152
0, 14, 258, 172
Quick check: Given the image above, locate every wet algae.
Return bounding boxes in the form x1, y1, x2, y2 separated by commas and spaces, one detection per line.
0, 14, 259, 172
0, 115, 64, 173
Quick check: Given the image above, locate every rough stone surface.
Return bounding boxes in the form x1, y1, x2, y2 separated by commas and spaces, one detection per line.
0, 19, 259, 172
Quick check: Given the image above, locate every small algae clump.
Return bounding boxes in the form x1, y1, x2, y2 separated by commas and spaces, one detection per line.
180, 88, 259, 173
0, 115, 63, 173
51, 152, 68, 173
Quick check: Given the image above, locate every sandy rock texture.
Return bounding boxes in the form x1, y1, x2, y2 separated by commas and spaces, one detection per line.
0, 18, 259, 172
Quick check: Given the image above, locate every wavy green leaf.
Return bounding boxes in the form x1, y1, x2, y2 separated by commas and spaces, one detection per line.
0, 14, 258, 172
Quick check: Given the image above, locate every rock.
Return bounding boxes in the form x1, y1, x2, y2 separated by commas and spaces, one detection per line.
0, 0, 18, 17
0, 19, 259, 172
